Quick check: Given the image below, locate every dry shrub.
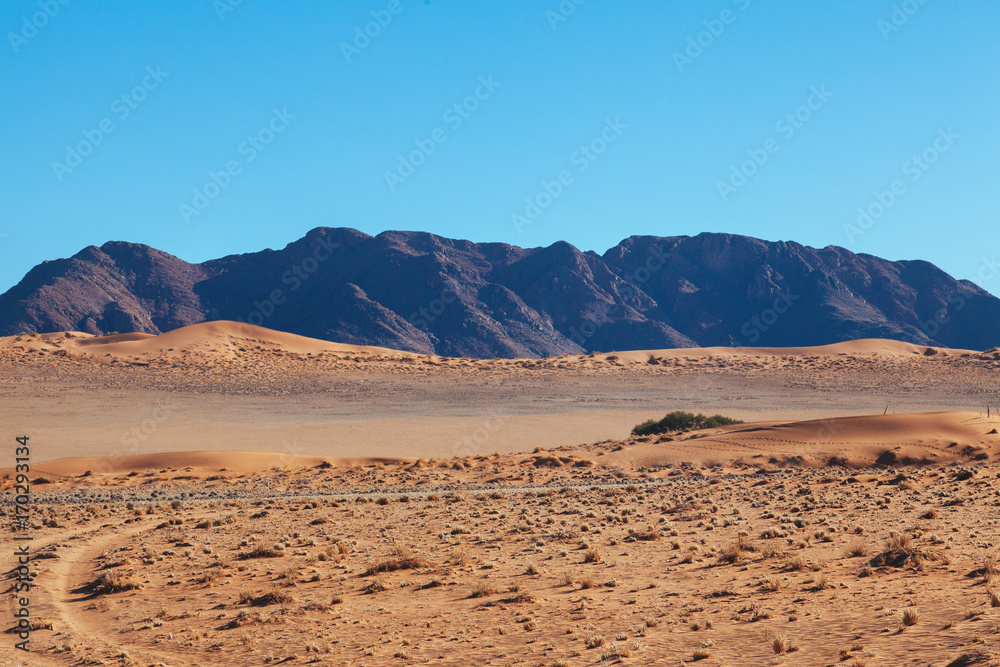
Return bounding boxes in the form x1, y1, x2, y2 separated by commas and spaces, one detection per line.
810, 573, 834, 591
983, 554, 999, 582
365, 545, 428, 575
366, 577, 388, 594
241, 544, 283, 559
469, 581, 498, 598
760, 575, 783, 592
785, 554, 808, 571
90, 570, 141, 595
717, 537, 752, 564
451, 546, 473, 567
239, 588, 293, 607
989, 589, 1000, 608
844, 539, 868, 557
870, 532, 942, 569
600, 644, 633, 660
747, 602, 772, 622
627, 527, 659, 542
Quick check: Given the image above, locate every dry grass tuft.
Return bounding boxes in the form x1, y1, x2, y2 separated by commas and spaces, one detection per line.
870, 532, 942, 568
366, 577, 388, 594
364, 545, 429, 575
469, 581, 498, 598
90, 570, 141, 595
238, 588, 294, 607
241, 544, 283, 559
844, 539, 868, 557
718, 536, 752, 564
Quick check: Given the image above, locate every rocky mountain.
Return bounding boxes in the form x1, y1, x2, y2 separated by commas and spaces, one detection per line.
1, 228, 997, 356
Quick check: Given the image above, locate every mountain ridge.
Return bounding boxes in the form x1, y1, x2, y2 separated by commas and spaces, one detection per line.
1, 227, 997, 356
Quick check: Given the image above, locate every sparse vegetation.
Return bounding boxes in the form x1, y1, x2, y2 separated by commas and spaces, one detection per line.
241, 544, 283, 559
11, 419, 1000, 666
631, 411, 743, 436
364, 545, 429, 575
469, 581, 498, 598
238, 588, 293, 607
90, 570, 141, 595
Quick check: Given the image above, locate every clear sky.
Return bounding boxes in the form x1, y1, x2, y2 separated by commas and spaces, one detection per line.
2, 1, 998, 295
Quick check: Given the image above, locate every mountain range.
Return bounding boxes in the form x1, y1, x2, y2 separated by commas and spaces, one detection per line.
1, 227, 997, 356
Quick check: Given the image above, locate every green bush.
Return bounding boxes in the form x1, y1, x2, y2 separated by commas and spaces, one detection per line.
631, 411, 742, 436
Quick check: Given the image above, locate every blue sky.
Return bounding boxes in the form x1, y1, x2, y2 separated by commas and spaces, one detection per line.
2, 1, 998, 295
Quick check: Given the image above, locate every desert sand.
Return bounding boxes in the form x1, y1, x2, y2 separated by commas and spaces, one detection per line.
2, 322, 1000, 666
2, 321, 999, 462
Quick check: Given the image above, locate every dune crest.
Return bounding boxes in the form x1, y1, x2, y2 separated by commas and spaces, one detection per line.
0, 320, 418, 362
12, 410, 999, 481
608, 409, 1000, 469
0, 320, 981, 366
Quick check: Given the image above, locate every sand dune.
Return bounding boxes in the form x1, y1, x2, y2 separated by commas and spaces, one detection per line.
32, 320, 418, 359
606, 410, 1000, 469
0, 321, 983, 367
604, 337, 977, 363
5, 323, 1000, 667
2, 322, 998, 467
11, 410, 999, 483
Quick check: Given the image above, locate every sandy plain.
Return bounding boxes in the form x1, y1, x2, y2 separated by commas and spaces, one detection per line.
2, 322, 1000, 666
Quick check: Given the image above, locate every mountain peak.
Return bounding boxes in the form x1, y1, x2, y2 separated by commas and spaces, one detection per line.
1, 228, 997, 355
